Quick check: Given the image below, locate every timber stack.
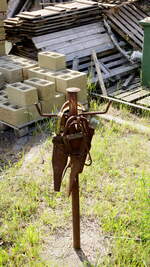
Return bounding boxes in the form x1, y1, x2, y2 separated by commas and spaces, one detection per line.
0, 0, 7, 56
5, 0, 101, 38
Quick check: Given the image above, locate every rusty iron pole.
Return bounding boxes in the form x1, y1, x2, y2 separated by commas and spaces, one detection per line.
66, 87, 81, 249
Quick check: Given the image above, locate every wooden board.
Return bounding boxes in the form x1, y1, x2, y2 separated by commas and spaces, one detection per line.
136, 96, 150, 107
119, 89, 150, 102
105, 4, 148, 49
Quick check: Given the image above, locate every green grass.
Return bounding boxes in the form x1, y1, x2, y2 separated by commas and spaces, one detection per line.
0, 119, 150, 266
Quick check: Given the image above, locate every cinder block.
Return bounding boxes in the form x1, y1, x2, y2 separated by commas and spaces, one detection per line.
0, 72, 4, 88
53, 92, 66, 111
0, 63, 23, 82
28, 66, 61, 84
0, 27, 5, 39
0, 90, 8, 100
26, 105, 42, 121
0, 21, 4, 27
0, 55, 38, 79
0, 41, 5, 56
40, 99, 53, 113
24, 77, 55, 100
28, 66, 50, 80
0, 95, 6, 103
0, 101, 29, 126
0, 12, 6, 21
6, 82, 38, 106
38, 51, 66, 71
0, 0, 7, 12
56, 70, 87, 102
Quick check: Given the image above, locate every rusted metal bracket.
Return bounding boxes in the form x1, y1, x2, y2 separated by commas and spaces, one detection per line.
35, 88, 111, 250
35, 100, 112, 118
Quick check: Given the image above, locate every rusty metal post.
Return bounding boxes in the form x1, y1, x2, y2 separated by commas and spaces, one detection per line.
66, 88, 81, 249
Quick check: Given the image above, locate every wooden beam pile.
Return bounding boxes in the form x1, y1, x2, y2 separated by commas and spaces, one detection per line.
5, 0, 101, 38
0, 0, 7, 56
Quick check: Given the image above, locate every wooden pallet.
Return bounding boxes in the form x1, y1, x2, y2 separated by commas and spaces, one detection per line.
5, 0, 101, 38
105, 3, 148, 49
136, 96, 150, 107
109, 78, 150, 104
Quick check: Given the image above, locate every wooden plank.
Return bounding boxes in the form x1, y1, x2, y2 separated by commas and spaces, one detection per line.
92, 50, 107, 96
108, 16, 143, 47
120, 7, 143, 35
124, 5, 144, 20
136, 96, 150, 107
115, 88, 142, 99
100, 52, 122, 63
123, 90, 150, 102
103, 64, 139, 80
44, 34, 110, 52
32, 22, 104, 43
109, 20, 142, 49
53, 34, 111, 55
106, 58, 127, 69
33, 29, 106, 50
131, 4, 148, 18
111, 82, 141, 96
118, 9, 143, 36
111, 13, 143, 45
65, 40, 126, 61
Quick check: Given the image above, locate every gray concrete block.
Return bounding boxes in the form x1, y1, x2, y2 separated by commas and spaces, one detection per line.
53, 92, 66, 111
56, 70, 87, 102
40, 99, 53, 114
0, 41, 5, 56
0, 101, 28, 126
24, 77, 55, 100
28, 66, 50, 80
0, 72, 5, 88
26, 105, 42, 121
0, 63, 23, 82
0, 0, 7, 12
0, 55, 38, 79
38, 51, 66, 71
6, 82, 38, 106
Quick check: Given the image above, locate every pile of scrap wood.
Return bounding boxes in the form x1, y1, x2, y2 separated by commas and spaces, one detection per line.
5, 0, 101, 38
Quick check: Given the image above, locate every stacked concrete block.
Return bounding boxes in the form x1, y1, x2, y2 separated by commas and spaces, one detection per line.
56, 70, 87, 102
53, 92, 66, 111
0, 51, 88, 128
28, 67, 61, 83
0, 72, 4, 88
38, 51, 66, 71
0, 63, 23, 83
0, 101, 29, 126
0, 0, 7, 56
6, 82, 38, 106
0, 55, 38, 79
28, 66, 50, 80
24, 77, 55, 100
0, 0, 7, 12
0, 89, 8, 103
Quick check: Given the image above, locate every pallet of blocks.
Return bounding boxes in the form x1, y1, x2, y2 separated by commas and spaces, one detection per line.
0, 0, 7, 56
0, 52, 88, 134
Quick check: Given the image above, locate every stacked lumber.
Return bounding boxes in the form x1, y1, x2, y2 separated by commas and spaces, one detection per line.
5, 0, 101, 38
0, 0, 7, 56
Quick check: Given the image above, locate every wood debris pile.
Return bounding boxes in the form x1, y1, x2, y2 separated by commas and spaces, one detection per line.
5, 0, 101, 38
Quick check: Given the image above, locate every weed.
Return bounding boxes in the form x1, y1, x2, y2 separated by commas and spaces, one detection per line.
0, 113, 149, 266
